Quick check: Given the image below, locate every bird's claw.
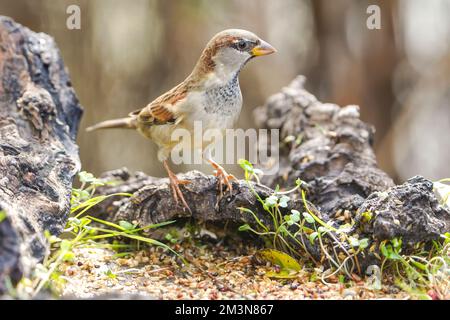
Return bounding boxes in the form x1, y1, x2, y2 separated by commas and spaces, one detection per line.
215, 169, 236, 195
208, 161, 236, 198
167, 171, 192, 213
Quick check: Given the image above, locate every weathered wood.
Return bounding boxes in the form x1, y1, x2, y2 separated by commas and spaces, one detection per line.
254, 76, 395, 218
0, 16, 82, 292
94, 77, 449, 272
355, 176, 450, 245
96, 169, 303, 229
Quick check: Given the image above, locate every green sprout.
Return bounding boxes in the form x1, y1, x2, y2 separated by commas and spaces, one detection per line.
237, 159, 450, 296
29, 171, 182, 297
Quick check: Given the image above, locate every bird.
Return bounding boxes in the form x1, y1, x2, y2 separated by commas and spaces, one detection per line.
86, 29, 276, 212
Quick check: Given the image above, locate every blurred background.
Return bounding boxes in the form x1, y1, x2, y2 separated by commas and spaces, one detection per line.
0, 0, 449, 183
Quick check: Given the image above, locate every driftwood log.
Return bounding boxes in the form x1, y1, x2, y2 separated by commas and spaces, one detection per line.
94, 78, 449, 269
0, 17, 82, 292
96, 169, 302, 228
254, 76, 395, 217
253, 77, 449, 244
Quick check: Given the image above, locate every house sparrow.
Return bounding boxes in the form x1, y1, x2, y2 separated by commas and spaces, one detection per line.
86, 29, 276, 212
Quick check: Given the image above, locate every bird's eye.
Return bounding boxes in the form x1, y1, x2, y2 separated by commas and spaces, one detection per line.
237, 40, 248, 51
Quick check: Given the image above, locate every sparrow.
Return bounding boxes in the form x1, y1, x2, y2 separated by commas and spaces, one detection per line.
86, 29, 276, 212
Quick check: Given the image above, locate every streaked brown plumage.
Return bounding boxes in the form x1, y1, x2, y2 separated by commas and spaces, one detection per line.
87, 29, 276, 211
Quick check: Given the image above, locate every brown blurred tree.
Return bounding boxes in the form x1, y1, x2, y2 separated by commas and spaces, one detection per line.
309, 0, 402, 180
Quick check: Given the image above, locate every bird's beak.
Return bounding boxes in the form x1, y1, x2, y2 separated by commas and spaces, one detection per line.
251, 40, 277, 56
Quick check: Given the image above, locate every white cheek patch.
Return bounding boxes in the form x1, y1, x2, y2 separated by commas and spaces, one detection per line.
213, 48, 251, 81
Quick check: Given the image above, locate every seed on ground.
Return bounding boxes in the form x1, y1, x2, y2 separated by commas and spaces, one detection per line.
61, 243, 413, 300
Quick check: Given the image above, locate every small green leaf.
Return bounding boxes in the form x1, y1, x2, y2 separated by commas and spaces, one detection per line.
238, 159, 254, 172
239, 224, 251, 232
164, 231, 179, 244
359, 238, 369, 249
44, 230, 51, 239
309, 232, 318, 244
349, 237, 360, 247
279, 196, 290, 208
265, 195, 278, 207
442, 232, 450, 244
303, 212, 315, 224
60, 240, 71, 252
317, 226, 327, 234
256, 249, 301, 279
302, 226, 314, 234
380, 242, 388, 257
290, 215, 300, 223
410, 260, 427, 271
392, 238, 402, 250
284, 215, 294, 226
361, 211, 373, 222
63, 251, 75, 262
290, 209, 300, 220
68, 217, 81, 226
78, 171, 94, 183
390, 252, 402, 260
380, 243, 401, 260
105, 269, 117, 279
119, 220, 136, 231
78, 171, 105, 187
79, 217, 92, 227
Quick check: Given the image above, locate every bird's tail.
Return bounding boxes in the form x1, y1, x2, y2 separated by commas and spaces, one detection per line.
86, 117, 136, 132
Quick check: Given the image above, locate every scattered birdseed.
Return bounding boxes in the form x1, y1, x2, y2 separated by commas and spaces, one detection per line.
61, 242, 414, 300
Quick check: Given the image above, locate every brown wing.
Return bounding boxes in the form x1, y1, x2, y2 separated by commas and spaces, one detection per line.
131, 83, 189, 126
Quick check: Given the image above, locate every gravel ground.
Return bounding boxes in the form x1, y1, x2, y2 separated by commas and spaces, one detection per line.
60, 241, 411, 300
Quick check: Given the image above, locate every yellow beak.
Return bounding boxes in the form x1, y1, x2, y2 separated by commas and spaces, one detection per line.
251, 40, 277, 56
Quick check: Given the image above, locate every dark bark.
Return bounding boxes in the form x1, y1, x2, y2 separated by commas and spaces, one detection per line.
254, 76, 394, 218
355, 176, 450, 245
95, 169, 303, 229
94, 77, 449, 272
0, 16, 82, 292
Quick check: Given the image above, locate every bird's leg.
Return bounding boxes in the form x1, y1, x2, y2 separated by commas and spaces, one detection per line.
203, 149, 236, 196
208, 158, 237, 196
163, 160, 191, 213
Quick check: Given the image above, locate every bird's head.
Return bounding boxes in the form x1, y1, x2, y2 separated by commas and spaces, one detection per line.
193, 29, 276, 82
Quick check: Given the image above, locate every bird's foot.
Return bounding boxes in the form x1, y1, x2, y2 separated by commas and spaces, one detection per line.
208, 160, 236, 197
164, 160, 191, 213
167, 171, 192, 213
